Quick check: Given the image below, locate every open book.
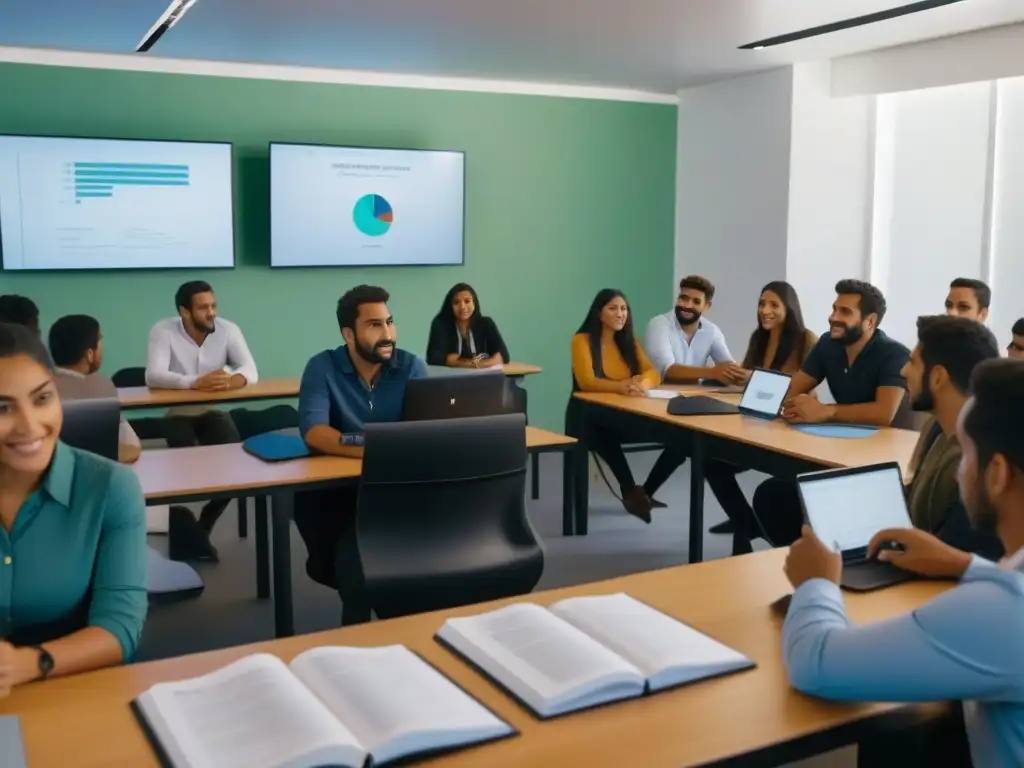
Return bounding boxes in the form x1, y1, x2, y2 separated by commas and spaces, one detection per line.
436, 593, 754, 719
132, 644, 515, 768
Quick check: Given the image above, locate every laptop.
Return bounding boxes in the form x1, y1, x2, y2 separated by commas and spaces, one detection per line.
403, 370, 511, 421
667, 367, 791, 419
796, 462, 916, 592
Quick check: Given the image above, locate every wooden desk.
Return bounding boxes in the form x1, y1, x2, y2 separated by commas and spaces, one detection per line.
2, 550, 951, 768
118, 364, 543, 410
573, 392, 920, 561
134, 426, 578, 638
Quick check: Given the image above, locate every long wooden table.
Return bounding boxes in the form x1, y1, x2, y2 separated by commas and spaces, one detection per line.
118, 363, 544, 409
573, 390, 921, 561
133, 426, 578, 638
1, 549, 951, 767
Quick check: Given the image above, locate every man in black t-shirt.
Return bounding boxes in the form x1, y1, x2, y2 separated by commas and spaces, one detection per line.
745, 280, 912, 548
782, 279, 911, 427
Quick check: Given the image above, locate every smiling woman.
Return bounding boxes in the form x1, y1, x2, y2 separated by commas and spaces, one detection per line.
0, 322, 147, 695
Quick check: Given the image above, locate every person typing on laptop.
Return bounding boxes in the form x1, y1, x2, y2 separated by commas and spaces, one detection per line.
782, 358, 1024, 768
293, 285, 427, 621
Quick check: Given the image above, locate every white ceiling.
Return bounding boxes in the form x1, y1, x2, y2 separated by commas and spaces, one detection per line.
2, 0, 1024, 92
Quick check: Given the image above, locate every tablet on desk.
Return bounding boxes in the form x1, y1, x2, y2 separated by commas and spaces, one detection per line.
797, 462, 915, 592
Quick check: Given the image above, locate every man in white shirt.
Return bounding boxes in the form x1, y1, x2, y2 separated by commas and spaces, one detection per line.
146, 281, 258, 562
644, 275, 747, 386
48, 314, 142, 464
644, 275, 748, 535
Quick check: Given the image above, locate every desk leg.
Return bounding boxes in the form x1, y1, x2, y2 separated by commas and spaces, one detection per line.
688, 435, 705, 564
270, 491, 294, 638
254, 496, 270, 600
561, 449, 574, 536
574, 442, 589, 536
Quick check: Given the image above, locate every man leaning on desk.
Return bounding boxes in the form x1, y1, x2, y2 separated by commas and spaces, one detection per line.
293, 285, 428, 624
145, 280, 258, 562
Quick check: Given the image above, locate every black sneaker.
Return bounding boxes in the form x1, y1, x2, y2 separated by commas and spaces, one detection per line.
168, 506, 219, 563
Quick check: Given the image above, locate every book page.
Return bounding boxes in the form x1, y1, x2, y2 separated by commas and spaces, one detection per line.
550, 593, 752, 691
137, 653, 366, 768
290, 645, 512, 765
646, 389, 679, 400
437, 603, 644, 717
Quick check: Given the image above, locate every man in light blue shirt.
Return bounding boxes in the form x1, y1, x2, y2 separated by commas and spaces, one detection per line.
643, 275, 746, 385
782, 358, 1024, 768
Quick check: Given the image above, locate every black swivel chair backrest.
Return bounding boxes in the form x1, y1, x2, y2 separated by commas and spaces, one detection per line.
111, 367, 147, 388
60, 395, 121, 461
352, 412, 543, 620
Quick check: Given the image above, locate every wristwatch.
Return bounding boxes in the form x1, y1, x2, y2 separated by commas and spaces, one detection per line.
31, 645, 54, 680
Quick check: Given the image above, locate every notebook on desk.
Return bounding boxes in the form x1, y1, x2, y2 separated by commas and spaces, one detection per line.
435, 593, 753, 719
242, 432, 311, 462
131, 644, 515, 768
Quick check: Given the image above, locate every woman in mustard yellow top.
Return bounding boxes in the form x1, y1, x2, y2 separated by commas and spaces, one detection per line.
569, 289, 687, 523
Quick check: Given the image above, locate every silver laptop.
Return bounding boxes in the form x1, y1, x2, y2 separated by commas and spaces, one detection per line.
667, 367, 791, 418
796, 462, 916, 592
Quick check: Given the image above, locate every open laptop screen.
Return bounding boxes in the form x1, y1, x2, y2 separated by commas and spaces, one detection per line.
738, 368, 791, 417
797, 464, 912, 555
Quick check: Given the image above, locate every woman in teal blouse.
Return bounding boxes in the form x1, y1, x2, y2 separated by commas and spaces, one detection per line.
0, 322, 146, 695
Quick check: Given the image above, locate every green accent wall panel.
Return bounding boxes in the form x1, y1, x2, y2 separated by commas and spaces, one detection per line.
0, 62, 676, 430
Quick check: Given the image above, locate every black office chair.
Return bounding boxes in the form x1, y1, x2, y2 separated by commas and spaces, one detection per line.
342, 412, 544, 624
60, 394, 121, 461
111, 366, 165, 441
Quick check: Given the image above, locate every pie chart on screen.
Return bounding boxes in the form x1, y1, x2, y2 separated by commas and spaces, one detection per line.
353, 194, 393, 237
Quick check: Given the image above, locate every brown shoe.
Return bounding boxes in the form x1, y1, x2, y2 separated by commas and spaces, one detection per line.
622, 486, 653, 524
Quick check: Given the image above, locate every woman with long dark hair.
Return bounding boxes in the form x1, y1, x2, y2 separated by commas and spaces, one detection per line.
706, 281, 818, 554
426, 283, 509, 368
569, 289, 687, 523
0, 322, 147, 687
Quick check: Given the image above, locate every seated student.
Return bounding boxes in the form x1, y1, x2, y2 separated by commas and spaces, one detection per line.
782, 358, 1024, 768
145, 281, 258, 562
900, 315, 1003, 559
0, 322, 147, 688
1009, 318, 1024, 360
944, 277, 991, 322
293, 285, 428, 623
426, 283, 509, 369
644, 275, 746, 385
48, 314, 143, 465
0, 295, 40, 337
569, 288, 687, 524
703, 281, 819, 554
748, 279, 912, 548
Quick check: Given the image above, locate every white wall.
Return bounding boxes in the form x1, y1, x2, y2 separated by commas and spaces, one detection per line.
871, 81, 994, 348
832, 22, 1024, 97
786, 61, 874, 337
674, 67, 793, 354
990, 76, 1024, 349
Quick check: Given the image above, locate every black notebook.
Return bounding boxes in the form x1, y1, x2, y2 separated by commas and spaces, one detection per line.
435, 593, 754, 719
131, 644, 515, 768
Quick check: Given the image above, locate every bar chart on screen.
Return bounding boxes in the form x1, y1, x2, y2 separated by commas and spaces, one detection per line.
0, 136, 234, 271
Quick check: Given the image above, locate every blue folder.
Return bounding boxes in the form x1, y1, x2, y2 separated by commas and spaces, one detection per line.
793, 424, 880, 439
242, 432, 311, 462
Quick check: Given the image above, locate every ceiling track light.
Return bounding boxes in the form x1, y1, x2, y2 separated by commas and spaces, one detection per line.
739, 0, 968, 50
137, 0, 198, 53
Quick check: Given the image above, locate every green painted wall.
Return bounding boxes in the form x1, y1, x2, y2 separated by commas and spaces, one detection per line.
0, 63, 677, 429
